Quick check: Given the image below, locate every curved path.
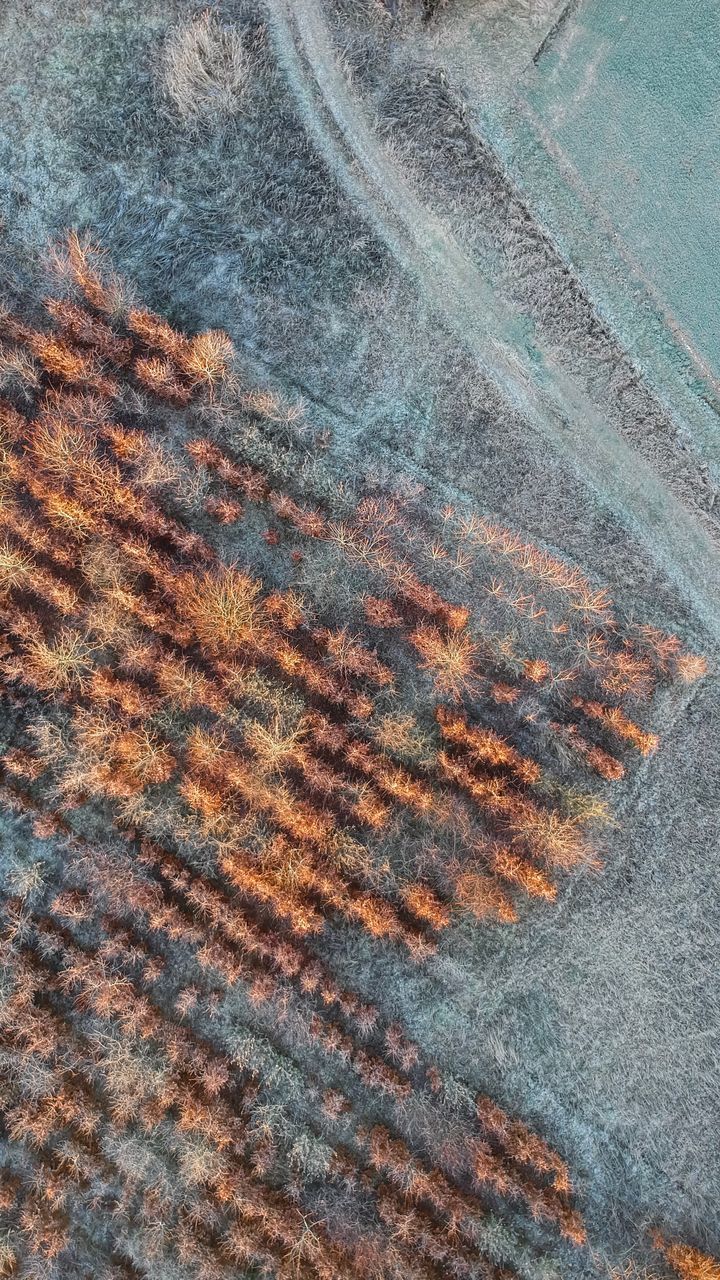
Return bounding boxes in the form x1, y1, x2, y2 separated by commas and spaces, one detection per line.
265, 0, 720, 644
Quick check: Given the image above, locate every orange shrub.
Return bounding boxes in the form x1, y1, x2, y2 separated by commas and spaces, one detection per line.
476, 1095, 572, 1196
269, 489, 328, 538
44, 295, 133, 365
176, 329, 234, 388
410, 623, 480, 701
362, 594, 404, 628
488, 847, 557, 901
652, 1235, 720, 1280
436, 705, 541, 785
219, 848, 325, 936
63, 229, 128, 315
134, 354, 193, 403
205, 495, 243, 524
318, 626, 395, 687
572, 696, 659, 756
127, 306, 187, 359
179, 566, 265, 655
490, 680, 519, 704
453, 870, 517, 923
523, 657, 551, 684
28, 333, 116, 396
400, 882, 451, 931
675, 653, 709, 683
586, 746, 625, 781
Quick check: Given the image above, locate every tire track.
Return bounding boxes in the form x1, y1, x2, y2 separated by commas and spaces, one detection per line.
264, 0, 720, 645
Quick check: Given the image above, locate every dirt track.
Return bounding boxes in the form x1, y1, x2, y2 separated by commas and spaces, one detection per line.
265, 0, 720, 645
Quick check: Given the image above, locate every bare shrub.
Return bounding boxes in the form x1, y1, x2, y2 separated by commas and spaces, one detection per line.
162, 11, 248, 122
0, 344, 40, 394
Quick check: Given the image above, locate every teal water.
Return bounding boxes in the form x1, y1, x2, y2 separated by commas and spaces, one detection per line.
525, 0, 720, 377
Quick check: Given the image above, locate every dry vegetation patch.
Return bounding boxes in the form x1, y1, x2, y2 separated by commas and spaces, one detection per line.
0, 234, 710, 1279
162, 10, 248, 122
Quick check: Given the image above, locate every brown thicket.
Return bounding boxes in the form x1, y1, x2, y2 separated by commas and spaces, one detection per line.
437, 705, 541, 785
410, 622, 480, 700
651, 1235, 720, 1280
572, 695, 660, 756
0, 232, 697, 1280
551, 720, 625, 782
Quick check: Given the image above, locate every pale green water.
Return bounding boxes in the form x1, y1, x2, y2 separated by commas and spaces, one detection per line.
525, 0, 720, 376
